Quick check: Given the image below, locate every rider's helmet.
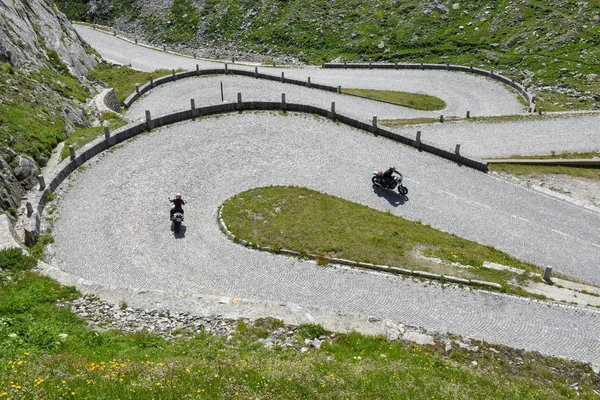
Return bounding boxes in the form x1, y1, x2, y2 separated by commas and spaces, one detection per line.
390, 166, 396, 171
175, 193, 181, 199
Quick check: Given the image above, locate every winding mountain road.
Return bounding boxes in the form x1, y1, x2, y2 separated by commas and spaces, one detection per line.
48, 27, 600, 363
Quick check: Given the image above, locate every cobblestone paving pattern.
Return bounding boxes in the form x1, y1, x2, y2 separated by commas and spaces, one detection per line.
50, 115, 600, 363
77, 26, 524, 117
77, 27, 599, 160
388, 115, 600, 158
126, 75, 435, 122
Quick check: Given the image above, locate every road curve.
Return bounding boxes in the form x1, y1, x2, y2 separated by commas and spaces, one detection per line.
76, 26, 524, 118
77, 26, 600, 160
50, 114, 600, 363
124, 74, 600, 159
46, 26, 600, 364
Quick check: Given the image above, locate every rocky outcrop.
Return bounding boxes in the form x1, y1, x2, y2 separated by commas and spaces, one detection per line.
0, 156, 23, 212
13, 155, 40, 191
0, 0, 98, 240
0, 0, 96, 75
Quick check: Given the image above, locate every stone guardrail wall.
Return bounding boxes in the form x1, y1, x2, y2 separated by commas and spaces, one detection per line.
216, 205, 503, 291
323, 62, 534, 109
24, 99, 488, 244
120, 66, 487, 170
123, 65, 340, 109
95, 88, 121, 113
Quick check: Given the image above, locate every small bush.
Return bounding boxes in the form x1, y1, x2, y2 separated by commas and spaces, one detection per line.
235, 319, 270, 339
23, 322, 62, 350
254, 317, 285, 331
0, 248, 37, 271
296, 323, 327, 340
28, 234, 54, 260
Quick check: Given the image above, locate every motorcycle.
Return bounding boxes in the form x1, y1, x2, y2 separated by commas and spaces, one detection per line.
169, 197, 185, 233
171, 211, 184, 233
372, 170, 408, 195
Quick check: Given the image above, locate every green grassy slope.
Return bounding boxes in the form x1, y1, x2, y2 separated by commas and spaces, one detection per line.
1, 248, 599, 398
59, 0, 600, 104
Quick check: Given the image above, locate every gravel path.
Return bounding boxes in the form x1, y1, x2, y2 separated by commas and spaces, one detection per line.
50, 114, 600, 363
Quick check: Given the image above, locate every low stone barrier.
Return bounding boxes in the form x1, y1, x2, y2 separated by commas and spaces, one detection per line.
124, 66, 340, 109
24, 101, 488, 244
323, 62, 533, 109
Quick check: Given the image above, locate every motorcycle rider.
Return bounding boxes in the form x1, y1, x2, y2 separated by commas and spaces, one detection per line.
169, 193, 185, 220
382, 166, 400, 187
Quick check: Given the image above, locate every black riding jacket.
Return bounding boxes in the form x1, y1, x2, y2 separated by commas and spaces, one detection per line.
382, 167, 398, 180
170, 198, 186, 211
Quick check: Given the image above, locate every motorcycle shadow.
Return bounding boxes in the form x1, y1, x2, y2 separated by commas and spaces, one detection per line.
171, 224, 187, 239
372, 185, 409, 206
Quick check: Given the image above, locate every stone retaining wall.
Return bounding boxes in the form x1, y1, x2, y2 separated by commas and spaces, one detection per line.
323, 62, 533, 109
95, 88, 120, 113
24, 101, 488, 243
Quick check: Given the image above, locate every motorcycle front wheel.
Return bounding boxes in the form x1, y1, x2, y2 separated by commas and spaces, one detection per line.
398, 185, 408, 195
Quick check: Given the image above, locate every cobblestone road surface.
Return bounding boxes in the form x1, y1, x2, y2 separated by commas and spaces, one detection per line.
78, 26, 600, 159
77, 26, 524, 117
46, 26, 600, 364
50, 115, 600, 363
389, 114, 600, 159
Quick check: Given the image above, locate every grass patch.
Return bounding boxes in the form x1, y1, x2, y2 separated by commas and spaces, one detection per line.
380, 117, 441, 127
0, 60, 92, 164
381, 112, 597, 128
490, 164, 600, 180
535, 92, 597, 112
488, 152, 600, 180
494, 151, 600, 160
342, 88, 446, 111
89, 63, 177, 103
1, 248, 599, 398
220, 186, 547, 291
60, 113, 129, 160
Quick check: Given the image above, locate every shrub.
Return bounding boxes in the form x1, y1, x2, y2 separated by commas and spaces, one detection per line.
296, 323, 327, 340
0, 248, 37, 272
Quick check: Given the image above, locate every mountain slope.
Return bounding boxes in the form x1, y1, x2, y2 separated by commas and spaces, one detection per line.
58, 0, 600, 103
0, 0, 97, 213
